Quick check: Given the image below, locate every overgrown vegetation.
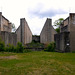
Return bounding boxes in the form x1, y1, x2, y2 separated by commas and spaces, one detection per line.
44, 42, 56, 52
16, 42, 24, 53
26, 41, 44, 48
0, 38, 5, 52
5, 44, 16, 52
12, 23, 16, 32
0, 37, 56, 53
0, 38, 25, 53
54, 18, 64, 33
72, 51, 75, 53
0, 39, 44, 53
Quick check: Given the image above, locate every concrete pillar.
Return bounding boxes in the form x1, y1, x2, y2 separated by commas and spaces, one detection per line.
20, 18, 32, 45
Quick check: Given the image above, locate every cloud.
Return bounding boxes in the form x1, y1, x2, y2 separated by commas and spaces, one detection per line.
28, 6, 68, 18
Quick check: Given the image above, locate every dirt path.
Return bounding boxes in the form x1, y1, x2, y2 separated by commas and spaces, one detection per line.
0, 55, 17, 59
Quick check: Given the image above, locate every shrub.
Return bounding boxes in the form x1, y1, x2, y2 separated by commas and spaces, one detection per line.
5, 44, 16, 52
23, 49, 32, 53
44, 42, 56, 52
72, 51, 75, 53
44, 43, 49, 48
16, 42, 24, 53
5, 42, 24, 53
0, 38, 5, 52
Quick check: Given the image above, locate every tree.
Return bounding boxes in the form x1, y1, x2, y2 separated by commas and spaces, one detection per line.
12, 23, 16, 32
54, 18, 64, 33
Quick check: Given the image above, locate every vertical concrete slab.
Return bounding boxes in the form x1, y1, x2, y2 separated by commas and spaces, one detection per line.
15, 26, 21, 43
40, 18, 57, 44
16, 18, 32, 45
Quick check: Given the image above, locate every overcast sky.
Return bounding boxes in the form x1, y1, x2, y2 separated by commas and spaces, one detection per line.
0, 0, 75, 35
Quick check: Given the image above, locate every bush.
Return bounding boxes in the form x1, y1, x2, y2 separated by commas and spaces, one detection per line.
44, 42, 56, 52
27, 41, 44, 48
23, 49, 32, 53
0, 37, 25, 53
5, 42, 24, 53
72, 51, 75, 53
0, 38, 5, 52
16, 42, 24, 53
5, 44, 16, 52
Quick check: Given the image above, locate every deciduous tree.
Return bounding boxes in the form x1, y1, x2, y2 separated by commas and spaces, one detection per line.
54, 18, 64, 33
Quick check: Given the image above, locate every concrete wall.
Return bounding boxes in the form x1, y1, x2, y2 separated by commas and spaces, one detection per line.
69, 13, 75, 52
0, 12, 12, 32
16, 18, 32, 45
0, 31, 17, 46
54, 32, 70, 52
64, 17, 69, 26
40, 18, 57, 44
15, 26, 21, 42
55, 13, 75, 52
0, 12, 1, 31
0, 12, 17, 46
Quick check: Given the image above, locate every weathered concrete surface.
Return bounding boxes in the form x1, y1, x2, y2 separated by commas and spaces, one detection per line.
0, 12, 1, 31
15, 26, 21, 43
0, 12, 12, 32
16, 18, 32, 45
40, 18, 57, 44
0, 12, 17, 46
54, 32, 70, 52
69, 13, 75, 52
0, 31, 17, 46
55, 13, 75, 52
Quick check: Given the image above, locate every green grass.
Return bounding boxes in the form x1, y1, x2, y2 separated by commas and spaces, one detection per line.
0, 51, 75, 75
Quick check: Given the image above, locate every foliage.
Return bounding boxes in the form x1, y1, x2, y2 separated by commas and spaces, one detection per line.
55, 27, 60, 33
44, 42, 56, 52
72, 51, 75, 53
54, 18, 64, 33
16, 42, 24, 53
0, 38, 31, 53
27, 41, 44, 48
54, 18, 64, 28
12, 23, 16, 32
5, 44, 16, 52
23, 49, 32, 53
0, 38, 5, 52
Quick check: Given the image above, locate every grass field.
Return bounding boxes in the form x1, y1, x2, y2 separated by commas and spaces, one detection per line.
0, 51, 75, 75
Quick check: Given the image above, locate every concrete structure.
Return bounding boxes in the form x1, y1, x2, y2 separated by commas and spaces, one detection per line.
32, 35, 40, 43
0, 31, 17, 46
0, 12, 12, 32
0, 12, 32, 46
16, 18, 32, 45
40, 18, 57, 44
2, 11, 75, 52
55, 13, 75, 52
0, 12, 17, 46
54, 32, 70, 52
